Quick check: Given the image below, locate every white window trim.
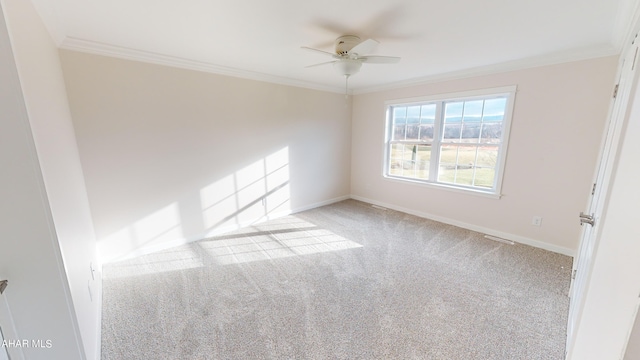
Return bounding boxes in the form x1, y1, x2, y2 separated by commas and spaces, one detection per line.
382, 85, 517, 197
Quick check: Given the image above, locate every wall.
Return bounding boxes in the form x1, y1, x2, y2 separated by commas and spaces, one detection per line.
0, 2, 85, 359
60, 50, 352, 263
568, 48, 640, 359
625, 314, 640, 360
2, 0, 101, 358
351, 57, 618, 255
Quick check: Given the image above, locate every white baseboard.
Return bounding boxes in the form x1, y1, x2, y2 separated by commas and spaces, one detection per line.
290, 195, 352, 214
349, 195, 576, 257
101, 195, 351, 264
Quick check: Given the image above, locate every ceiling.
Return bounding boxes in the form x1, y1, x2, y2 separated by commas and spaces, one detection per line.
30, 0, 637, 93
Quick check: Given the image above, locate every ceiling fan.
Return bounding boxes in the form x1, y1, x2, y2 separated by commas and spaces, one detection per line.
302, 35, 401, 91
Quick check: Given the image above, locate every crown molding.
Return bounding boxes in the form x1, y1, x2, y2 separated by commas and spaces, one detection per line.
352, 45, 620, 95
59, 37, 346, 94
59, 37, 620, 97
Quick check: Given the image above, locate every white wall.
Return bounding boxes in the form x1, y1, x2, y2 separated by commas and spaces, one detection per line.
2, 0, 101, 358
0, 2, 85, 359
569, 51, 640, 359
351, 57, 618, 255
60, 50, 352, 263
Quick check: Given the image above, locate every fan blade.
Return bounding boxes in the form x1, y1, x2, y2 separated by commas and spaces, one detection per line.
305, 60, 337, 68
348, 39, 379, 56
361, 55, 401, 64
301, 46, 337, 58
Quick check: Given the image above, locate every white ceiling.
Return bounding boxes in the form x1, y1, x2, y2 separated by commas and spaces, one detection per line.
30, 0, 637, 93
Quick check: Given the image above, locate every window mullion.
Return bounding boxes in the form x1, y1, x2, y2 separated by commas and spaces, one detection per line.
430, 102, 443, 182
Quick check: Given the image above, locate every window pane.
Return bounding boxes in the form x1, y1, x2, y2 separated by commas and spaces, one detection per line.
438, 144, 458, 184
454, 146, 476, 187
389, 144, 432, 180
473, 168, 495, 188
405, 106, 421, 140
419, 123, 435, 141
462, 100, 483, 122
443, 123, 461, 140
438, 145, 477, 186
444, 102, 463, 140
480, 122, 502, 143
414, 145, 431, 179
393, 125, 406, 140
407, 106, 421, 119
402, 144, 417, 177
419, 104, 436, 141
454, 168, 474, 185
461, 123, 481, 143
472, 146, 498, 188
388, 143, 404, 176
392, 107, 407, 140
475, 145, 498, 168
483, 98, 506, 121
445, 102, 463, 122
393, 107, 407, 120
420, 104, 436, 124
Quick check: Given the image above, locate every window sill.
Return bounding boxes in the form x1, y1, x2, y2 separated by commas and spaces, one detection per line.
383, 175, 503, 199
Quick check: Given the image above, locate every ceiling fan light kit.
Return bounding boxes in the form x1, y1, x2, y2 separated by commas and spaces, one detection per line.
333, 59, 363, 77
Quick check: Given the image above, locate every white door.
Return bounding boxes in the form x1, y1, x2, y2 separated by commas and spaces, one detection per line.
0, 280, 25, 360
566, 35, 640, 353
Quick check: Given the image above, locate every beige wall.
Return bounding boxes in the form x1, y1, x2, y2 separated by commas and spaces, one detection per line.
60, 50, 352, 263
351, 56, 618, 254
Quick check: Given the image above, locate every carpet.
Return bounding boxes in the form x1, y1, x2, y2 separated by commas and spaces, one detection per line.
101, 199, 571, 359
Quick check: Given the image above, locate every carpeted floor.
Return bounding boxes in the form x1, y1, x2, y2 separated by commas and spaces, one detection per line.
101, 199, 571, 359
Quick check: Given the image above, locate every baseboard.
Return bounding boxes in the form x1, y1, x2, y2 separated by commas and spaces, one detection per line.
349, 195, 576, 257
290, 195, 352, 214
101, 195, 351, 264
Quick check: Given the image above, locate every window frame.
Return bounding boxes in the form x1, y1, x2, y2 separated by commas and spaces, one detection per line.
383, 85, 517, 197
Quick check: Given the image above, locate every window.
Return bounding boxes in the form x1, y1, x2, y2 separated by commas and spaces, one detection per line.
385, 86, 516, 195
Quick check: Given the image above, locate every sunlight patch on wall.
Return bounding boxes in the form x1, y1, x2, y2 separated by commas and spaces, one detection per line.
98, 203, 183, 263
200, 147, 291, 234
99, 147, 293, 264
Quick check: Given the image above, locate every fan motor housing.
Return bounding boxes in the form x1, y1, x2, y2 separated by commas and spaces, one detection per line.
335, 35, 361, 55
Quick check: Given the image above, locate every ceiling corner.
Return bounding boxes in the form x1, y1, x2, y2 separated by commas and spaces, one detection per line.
28, 0, 66, 45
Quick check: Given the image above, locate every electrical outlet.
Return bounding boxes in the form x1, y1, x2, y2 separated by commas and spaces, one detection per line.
532, 216, 542, 226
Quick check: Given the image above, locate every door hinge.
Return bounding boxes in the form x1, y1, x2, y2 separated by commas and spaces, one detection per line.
572, 269, 577, 280
579, 212, 596, 226
591, 183, 597, 195
613, 84, 619, 98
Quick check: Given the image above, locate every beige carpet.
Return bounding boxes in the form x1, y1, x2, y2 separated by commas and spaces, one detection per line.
101, 199, 571, 359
